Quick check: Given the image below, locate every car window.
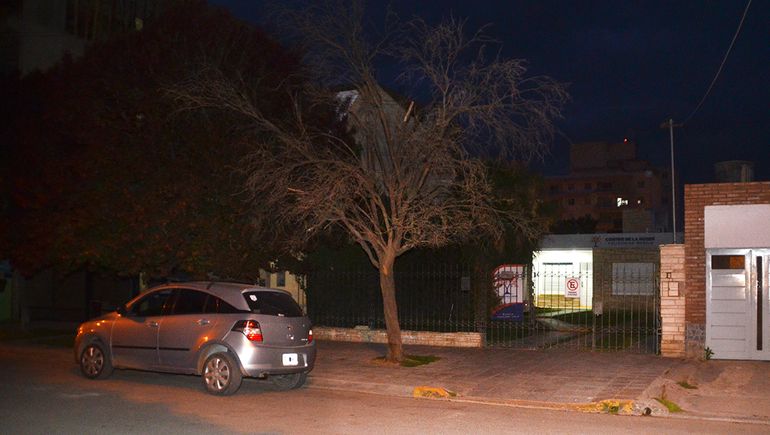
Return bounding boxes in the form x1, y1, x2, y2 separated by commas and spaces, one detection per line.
130, 289, 174, 317
203, 295, 240, 314
243, 291, 303, 317
172, 289, 208, 315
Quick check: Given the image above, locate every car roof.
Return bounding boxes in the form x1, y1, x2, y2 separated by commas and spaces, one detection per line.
145, 281, 291, 312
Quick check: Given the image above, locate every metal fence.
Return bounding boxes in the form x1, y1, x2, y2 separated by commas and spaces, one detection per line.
306, 264, 479, 333
305, 261, 660, 354
487, 262, 660, 353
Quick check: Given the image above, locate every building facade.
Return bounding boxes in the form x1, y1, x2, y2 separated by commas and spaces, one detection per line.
660, 182, 770, 360
683, 182, 770, 359
545, 140, 672, 233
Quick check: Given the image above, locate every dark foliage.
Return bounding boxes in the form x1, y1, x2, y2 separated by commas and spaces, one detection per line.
1, 1, 302, 279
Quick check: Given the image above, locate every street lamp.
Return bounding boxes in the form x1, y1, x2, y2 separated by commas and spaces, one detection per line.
660, 119, 682, 243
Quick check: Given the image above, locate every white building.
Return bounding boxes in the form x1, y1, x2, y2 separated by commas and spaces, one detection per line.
532, 232, 679, 309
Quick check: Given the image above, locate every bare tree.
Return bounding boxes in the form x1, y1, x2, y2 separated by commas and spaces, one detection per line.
167, 1, 568, 362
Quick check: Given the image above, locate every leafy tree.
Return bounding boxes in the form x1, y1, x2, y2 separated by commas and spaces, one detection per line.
3, 1, 301, 280
168, 1, 568, 362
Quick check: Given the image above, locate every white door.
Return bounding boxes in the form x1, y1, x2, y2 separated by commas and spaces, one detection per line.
707, 249, 770, 360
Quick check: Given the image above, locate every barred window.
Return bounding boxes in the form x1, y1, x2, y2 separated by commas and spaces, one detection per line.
612, 263, 655, 295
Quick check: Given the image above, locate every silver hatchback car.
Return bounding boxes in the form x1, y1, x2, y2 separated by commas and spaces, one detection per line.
74, 282, 316, 395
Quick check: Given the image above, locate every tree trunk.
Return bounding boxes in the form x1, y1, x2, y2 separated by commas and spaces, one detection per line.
379, 254, 403, 362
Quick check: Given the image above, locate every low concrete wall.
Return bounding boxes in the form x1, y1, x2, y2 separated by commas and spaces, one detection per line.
314, 326, 484, 348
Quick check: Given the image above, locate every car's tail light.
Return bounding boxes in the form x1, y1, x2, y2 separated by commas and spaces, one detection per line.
308, 328, 313, 343
232, 320, 263, 342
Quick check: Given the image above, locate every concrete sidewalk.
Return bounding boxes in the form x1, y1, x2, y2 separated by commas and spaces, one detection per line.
308, 340, 770, 424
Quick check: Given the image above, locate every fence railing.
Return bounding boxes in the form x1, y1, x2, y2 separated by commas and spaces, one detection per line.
306, 264, 479, 333
305, 261, 661, 353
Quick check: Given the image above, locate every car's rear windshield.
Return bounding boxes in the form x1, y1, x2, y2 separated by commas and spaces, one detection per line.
242, 291, 303, 317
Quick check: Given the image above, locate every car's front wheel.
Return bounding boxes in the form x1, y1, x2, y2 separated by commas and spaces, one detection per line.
270, 372, 307, 390
202, 352, 242, 396
79, 342, 113, 380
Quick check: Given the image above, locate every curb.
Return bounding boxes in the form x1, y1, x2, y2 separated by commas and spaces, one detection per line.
661, 412, 770, 426
307, 376, 770, 425
308, 376, 634, 414
308, 377, 414, 398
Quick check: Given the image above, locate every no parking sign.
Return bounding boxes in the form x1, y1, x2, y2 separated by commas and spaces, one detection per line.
565, 277, 581, 298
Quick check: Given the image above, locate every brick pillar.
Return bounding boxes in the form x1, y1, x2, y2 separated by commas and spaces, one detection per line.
660, 244, 686, 357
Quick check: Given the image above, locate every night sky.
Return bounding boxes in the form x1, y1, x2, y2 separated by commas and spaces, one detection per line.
212, 0, 768, 184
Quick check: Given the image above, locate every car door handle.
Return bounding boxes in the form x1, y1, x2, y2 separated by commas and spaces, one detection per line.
197, 319, 210, 326
147, 321, 159, 328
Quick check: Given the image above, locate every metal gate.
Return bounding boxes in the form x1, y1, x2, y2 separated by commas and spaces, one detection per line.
485, 262, 660, 353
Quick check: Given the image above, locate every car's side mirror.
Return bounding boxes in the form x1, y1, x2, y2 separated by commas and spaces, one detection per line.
117, 305, 127, 316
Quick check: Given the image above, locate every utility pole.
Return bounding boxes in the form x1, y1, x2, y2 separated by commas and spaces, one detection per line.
661, 119, 682, 243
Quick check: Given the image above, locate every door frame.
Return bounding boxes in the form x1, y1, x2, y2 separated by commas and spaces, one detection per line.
706, 248, 770, 360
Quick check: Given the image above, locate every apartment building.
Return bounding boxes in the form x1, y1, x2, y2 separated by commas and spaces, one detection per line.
545, 140, 672, 233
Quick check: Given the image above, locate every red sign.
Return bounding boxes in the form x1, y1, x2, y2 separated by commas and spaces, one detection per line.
565, 277, 580, 298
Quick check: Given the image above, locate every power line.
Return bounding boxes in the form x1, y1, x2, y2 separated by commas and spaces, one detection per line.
683, 0, 752, 125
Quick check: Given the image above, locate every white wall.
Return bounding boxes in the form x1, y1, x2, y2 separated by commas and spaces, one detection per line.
532, 249, 593, 308
705, 205, 770, 249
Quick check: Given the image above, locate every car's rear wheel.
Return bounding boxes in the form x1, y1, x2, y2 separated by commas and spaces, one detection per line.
270, 372, 307, 390
79, 342, 113, 380
202, 352, 242, 396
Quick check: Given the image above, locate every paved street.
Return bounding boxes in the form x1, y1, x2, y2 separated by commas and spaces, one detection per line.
1, 343, 767, 434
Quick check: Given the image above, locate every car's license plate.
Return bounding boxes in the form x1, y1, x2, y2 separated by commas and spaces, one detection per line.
282, 353, 299, 366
